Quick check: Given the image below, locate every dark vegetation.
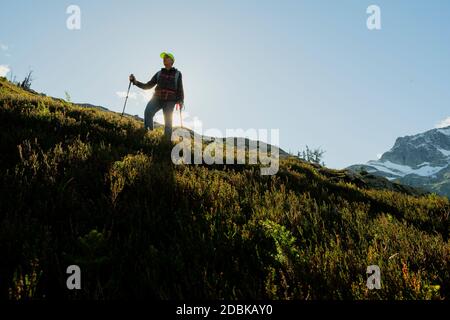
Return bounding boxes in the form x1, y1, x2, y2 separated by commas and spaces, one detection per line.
0, 77, 449, 300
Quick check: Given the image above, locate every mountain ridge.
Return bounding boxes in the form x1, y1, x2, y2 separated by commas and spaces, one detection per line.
348, 126, 450, 198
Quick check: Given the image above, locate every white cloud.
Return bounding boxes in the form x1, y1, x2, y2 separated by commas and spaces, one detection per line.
139, 90, 154, 102
0, 65, 10, 77
116, 91, 137, 99
154, 110, 203, 130
1, 42, 11, 57
435, 117, 450, 129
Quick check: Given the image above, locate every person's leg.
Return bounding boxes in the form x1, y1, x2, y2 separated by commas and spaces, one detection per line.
162, 101, 176, 138
144, 98, 162, 130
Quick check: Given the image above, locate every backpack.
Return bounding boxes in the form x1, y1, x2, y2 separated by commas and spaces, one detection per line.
156, 70, 181, 90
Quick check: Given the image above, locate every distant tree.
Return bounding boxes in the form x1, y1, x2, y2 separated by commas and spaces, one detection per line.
298, 145, 326, 166
20, 70, 34, 90
65, 91, 72, 103
7, 70, 17, 84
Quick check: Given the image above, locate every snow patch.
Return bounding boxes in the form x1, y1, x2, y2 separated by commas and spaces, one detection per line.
411, 133, 425, 141
438, 148, 450, 157
437, 127, 450, 136
417, 162, 430, 167
367, 160, 447, 177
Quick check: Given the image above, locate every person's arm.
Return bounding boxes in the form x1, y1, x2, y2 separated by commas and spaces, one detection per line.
176, 72, 184, 104
131, 73, 158, 90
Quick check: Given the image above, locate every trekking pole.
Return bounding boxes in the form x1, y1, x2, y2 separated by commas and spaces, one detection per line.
179, 104, 183, 128
121, 80, 132, 117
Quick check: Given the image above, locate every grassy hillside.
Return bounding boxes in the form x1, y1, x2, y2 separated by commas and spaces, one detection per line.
0, 77, 449, 300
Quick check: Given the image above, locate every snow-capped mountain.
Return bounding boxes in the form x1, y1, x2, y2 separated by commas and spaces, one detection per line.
348, 126, 450, 198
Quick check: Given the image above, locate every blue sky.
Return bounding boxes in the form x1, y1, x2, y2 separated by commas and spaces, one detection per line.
1, 0, 450, 168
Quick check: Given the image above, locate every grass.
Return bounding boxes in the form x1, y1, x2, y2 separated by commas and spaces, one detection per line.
0, 77, 449, 300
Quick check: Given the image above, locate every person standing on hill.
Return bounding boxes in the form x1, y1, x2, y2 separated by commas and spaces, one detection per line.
129, 52, 184, 138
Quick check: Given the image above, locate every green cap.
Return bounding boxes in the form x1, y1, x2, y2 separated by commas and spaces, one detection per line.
160, 52, 175, 62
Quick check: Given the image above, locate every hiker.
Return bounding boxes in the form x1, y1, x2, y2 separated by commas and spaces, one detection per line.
129, 52, 184, 138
